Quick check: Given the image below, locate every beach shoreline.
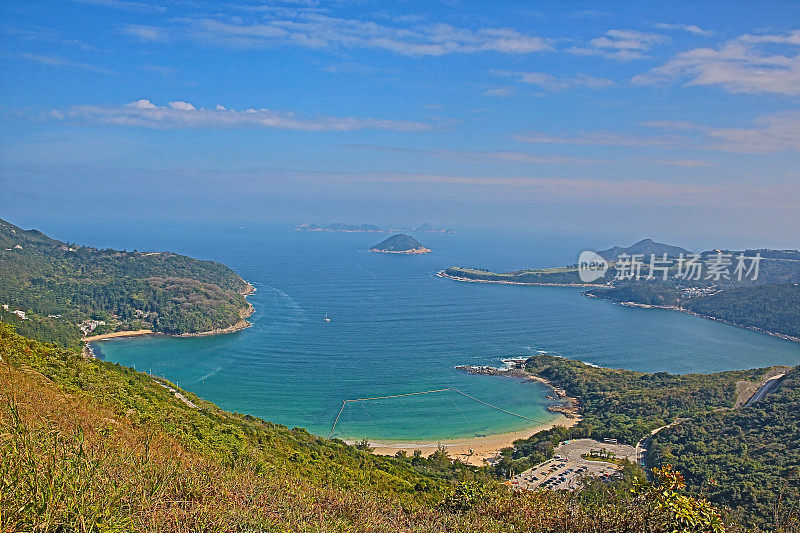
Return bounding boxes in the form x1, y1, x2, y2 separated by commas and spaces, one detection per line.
82, 281, 256, 345
81, 329, 155, 342
362, 360, 582, 466
361, 415, 578, 466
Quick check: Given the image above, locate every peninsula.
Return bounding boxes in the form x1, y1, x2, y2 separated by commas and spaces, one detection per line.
467, 352, 799, 530
441, 238, 800, 340
0, 217, 254, 349
369, 234, 431, 254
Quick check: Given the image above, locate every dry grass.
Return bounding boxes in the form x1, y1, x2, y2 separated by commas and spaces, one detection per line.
1, 365, 510, 532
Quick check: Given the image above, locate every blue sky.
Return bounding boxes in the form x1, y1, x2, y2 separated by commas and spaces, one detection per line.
1, 0, 798, 248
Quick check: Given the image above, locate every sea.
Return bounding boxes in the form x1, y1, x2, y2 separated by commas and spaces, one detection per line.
88, 224, 800, 442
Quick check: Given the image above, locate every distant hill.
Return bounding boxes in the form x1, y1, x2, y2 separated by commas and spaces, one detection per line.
295, 222, 454, 233
597, 238, 691, 261
369, 234, 431, 254
0, 217, 253, 347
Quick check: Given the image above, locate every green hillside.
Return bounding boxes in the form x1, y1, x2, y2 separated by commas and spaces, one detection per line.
1, 323, 731, 531
649, 367, 800, 530
497, 354, 799, 530
0, 218, 252, 348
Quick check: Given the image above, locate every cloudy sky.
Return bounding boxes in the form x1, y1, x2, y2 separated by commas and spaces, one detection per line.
1, 0, 798, 247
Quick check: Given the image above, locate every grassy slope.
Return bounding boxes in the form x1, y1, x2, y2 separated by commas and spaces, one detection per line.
1, 324, 731, 532
443, 266, 590, 285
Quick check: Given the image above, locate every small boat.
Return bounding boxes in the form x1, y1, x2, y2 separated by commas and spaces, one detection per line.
323, 313, 331, 322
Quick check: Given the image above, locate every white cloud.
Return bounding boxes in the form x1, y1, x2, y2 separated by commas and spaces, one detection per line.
123, 14, 552, 56
571, 29, 667, 61
47, 100, 433, 132
703, 112, 800, 153
483, 87, 515, 97
654, 159, 717, 168
515, 131, 677, 147
503, 71, 615, 91
655, 23, 711, 36
645, 112, 800, 153
347, 145, 600, 165
633, 30, 800, 95
20, 53, 116, 75
68, 0, 166, 13
517, 112, 800, 154
168, 101, 196, 111
370, 173, 797, 207
122, 24, 169, 42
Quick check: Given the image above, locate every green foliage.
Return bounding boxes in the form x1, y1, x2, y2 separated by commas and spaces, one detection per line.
1, 323, 746, 531
589, 282, 800, 338
588, 283, 681, 306
444, 266, 593, 285
636, 465, 725, 533
0, 217, 251, 344
523, 354, 768, 445
1, 404, 136, 532
650, 368, 800, 530
440, 480, 497, 511
370, 233, 426, 252
684, 284, 800, 338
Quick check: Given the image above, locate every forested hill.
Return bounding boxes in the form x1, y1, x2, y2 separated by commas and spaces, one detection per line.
649, 366, 800, 529
498, 354, 798, 529
0, 218, 252, 347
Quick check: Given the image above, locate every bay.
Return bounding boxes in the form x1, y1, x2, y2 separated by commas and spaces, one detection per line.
93, 225, 800, 441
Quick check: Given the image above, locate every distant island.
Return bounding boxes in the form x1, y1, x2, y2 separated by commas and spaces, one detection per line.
295, 222, 454, 233
441, 238, 800, 341
369, 234, 431, 254
0, 217, 254, 349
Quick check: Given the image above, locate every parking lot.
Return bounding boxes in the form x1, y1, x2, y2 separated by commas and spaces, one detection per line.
506, 438, 636, 491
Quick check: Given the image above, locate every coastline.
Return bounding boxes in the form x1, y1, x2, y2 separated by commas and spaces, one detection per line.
82, 281, 257, 348
362, 358, 583, 466
363, 415, 578, 467
82, 329, 154, 342
437, 270, 606, 288
442, 269, 799, 343
586, 294, 800, 343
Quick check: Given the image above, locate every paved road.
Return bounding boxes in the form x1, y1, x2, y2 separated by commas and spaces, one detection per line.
745, 373, 786, 406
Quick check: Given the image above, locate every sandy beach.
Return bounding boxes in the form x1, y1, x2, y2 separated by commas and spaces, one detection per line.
81, 329, 154, 342
362, 414, 579, 466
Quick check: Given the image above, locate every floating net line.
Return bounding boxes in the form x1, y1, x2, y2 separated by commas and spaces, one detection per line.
329, 387, 538, 439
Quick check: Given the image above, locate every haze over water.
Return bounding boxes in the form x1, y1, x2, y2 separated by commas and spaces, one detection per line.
93, 225, 800, 441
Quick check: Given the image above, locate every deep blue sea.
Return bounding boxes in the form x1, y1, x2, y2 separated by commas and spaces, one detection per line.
90, 224, 800, 442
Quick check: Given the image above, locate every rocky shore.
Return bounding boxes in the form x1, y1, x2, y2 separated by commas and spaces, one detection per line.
370, 247, 432, 254
175, 301, 255, 337
455, 359, 580, 419
83, 281, 257, 351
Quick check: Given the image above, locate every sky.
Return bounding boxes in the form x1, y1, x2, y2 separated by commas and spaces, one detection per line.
0, 0, 799, 249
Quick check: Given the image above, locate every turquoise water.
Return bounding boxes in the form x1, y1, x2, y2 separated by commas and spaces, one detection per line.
93, 227, 800, 442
